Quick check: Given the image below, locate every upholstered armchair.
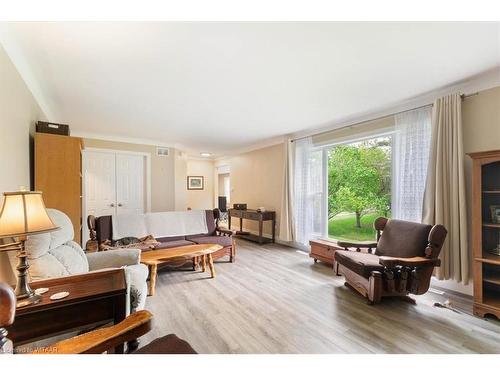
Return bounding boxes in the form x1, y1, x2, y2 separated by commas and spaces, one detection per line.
7, 209, 148, 314
334, 217, 447, 304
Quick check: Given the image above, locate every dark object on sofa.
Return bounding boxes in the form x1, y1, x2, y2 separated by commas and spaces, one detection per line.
134, 334, 196, 354
0, 282, 195, 354
218, 196, 228, 223
88, 209, 235, 263
334, 217, 447, 304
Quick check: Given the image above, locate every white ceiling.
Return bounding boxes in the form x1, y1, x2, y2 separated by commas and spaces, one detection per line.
1, 22, 499, 156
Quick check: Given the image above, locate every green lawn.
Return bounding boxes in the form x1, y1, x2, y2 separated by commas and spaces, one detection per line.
328, 213, 379, 241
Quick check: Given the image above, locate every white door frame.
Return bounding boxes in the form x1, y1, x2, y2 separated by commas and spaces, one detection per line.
82, 147, 152, 242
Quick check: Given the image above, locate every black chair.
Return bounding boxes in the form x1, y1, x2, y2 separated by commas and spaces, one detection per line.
218, 196, 228, 223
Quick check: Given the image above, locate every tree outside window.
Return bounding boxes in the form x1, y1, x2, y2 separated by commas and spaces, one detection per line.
328, 136, 391, 240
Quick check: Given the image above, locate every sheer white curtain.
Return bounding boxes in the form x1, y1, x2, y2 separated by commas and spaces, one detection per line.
392, 107, 432, 222
293, 137, 325, 246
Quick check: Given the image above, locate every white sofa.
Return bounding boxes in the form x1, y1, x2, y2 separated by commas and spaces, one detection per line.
8, 209, 148, 314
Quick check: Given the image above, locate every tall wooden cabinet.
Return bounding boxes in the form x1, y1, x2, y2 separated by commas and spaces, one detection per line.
469, 150, 500, 320
35, 133, 83, 244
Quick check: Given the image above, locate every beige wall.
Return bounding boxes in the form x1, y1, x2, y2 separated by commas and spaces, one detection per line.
462, 87, 500, 153
186, 158, 215, 210
0, 45, 46, 283
83, 138, 175, 212
216, 143, 285, 237
174, 150, 188, 210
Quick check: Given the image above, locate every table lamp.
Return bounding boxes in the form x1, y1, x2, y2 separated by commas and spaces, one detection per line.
0, 190, 58, 307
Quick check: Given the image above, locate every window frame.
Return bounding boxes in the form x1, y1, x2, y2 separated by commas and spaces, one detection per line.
319, 127, 395, 240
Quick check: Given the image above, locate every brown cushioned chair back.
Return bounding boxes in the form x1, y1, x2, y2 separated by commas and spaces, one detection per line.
426, 225, 448, 259
375, 219, 432, 258
95, 215, 113, 244
205, 209, 216, 235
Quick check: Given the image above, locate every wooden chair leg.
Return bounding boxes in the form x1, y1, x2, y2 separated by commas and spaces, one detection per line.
368, 271, 383, 304
208, 254, 216, 278
148, 264, 157, 296
201, 255, 206, 273
230, 242, 235, 263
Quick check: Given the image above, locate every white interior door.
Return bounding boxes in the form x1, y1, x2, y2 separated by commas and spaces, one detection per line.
115, 153, 145, 215
83, 151, 116, 243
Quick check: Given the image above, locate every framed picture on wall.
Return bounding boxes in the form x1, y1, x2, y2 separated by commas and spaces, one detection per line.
187, 176, 204, 190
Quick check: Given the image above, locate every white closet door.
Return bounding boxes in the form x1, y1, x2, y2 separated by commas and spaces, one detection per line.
84, 151, 117, 224
115, 153, 145, 215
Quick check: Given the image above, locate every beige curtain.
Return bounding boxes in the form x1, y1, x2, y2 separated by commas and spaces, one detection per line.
422, 93, 469, 283
279, 138, 295, 242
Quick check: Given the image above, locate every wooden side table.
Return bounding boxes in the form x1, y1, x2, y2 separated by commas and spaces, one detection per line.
309, 239, 343, 266
9, 269, 127, 353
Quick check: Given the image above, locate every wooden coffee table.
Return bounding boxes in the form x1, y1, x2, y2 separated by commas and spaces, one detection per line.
140, 244, 223, 296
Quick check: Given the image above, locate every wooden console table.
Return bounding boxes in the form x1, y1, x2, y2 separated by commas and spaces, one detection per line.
9, 269, 127, 353
228, 209, 276, 245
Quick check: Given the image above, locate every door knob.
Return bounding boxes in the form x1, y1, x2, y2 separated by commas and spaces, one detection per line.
118, 203, 123, 207
110, 203, 115, 207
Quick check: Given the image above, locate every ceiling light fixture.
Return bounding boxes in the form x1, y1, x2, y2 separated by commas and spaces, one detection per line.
200, 152, 212, 157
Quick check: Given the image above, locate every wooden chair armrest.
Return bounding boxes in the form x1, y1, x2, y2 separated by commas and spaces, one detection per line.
337, 240, 378, 249
32, 310, 153, 354
378, 256, 441, 268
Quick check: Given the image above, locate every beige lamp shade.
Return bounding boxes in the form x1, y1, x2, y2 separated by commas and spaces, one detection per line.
0, 191, 58, 238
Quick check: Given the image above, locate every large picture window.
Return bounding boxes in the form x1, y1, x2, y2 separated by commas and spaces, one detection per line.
327, 135, 392, 241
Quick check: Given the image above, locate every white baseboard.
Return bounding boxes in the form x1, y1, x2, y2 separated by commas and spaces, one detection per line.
430, 277, 473, 296
231, 225, 296, 248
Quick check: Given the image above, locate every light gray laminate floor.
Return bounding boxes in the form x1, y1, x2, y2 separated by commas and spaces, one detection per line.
141, 239, 500, 354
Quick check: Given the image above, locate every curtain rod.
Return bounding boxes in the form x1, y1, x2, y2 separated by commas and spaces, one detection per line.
290, 92, 478, 143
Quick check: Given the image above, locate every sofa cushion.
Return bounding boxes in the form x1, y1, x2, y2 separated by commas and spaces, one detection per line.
186, 210, 217, 237
375, 219, 432, 258
25, 231, 51, 259
156, 236, 186, 242
26, 253, 70, 280
334, 250, 384, 278
188, 235, 232, 248
47, 209, 75, 249
50, 241, 89, 274
112, 214, 149, 240
24, 210, 90, 281
154, 240, 197, 249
